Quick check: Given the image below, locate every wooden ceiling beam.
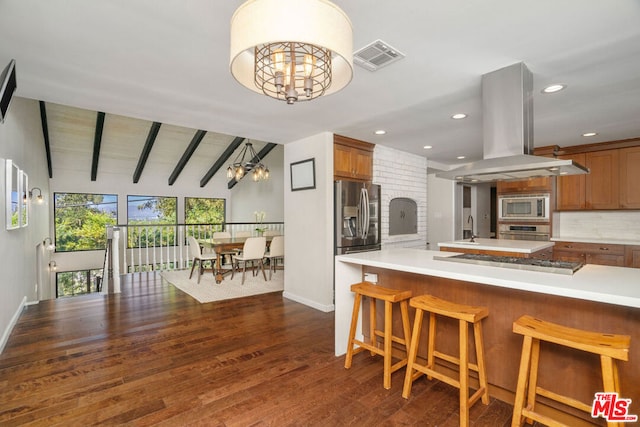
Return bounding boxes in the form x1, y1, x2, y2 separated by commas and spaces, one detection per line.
38, 101, 53, 179
133, 121, 162, 183
91, 111, 106, 181
169, 129, 207, 186
199, 136, 245, 188
227, 142, 277, 189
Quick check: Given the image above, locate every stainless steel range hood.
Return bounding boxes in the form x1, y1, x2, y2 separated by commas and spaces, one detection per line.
437, 62, 588, 182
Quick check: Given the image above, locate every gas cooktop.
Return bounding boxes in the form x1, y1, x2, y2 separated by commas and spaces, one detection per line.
434, 253, 584, 275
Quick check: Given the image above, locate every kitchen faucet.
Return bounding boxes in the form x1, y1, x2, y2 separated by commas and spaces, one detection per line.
467, 215, 476, 242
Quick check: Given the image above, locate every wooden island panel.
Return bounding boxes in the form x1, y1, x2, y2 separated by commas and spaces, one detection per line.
361, 265, 640, 424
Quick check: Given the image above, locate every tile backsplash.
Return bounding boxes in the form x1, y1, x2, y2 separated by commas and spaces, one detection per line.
553, 211, 640, 241
373, 144, 427, 249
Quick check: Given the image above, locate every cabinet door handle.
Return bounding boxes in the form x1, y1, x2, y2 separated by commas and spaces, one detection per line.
564, 245, 573, 248
599, 247, 609, 251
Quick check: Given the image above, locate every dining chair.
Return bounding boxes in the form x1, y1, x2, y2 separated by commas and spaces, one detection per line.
231, 236, 267, 285
187, 235, 217, 284
263, 235, 284, 280
232, 230, 252, 262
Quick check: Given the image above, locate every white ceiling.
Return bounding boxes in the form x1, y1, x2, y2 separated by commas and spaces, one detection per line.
2, 0, 640, 171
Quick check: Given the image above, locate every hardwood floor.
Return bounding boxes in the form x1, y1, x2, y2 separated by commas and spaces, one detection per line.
0, 272, 518, 426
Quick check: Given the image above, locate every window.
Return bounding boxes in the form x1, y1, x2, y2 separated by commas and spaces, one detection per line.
54, 193, 118, 252
127, 195, 177, 248
56, 269, 103, 297
185, 197, 226, 240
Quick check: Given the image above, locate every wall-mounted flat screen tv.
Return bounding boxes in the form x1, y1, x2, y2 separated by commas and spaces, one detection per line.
0, 59, 17, 124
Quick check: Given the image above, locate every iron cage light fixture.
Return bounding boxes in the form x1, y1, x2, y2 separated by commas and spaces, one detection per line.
227, 141, 270, 182
229, 0, 353, 105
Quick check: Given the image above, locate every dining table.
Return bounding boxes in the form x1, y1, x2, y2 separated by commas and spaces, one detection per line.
199, 236, 273, 283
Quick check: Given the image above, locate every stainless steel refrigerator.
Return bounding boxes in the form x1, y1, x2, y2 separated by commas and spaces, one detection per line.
335, 180, 381, 254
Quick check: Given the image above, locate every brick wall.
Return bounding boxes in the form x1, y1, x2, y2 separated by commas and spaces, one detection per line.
373, 144, 428, 249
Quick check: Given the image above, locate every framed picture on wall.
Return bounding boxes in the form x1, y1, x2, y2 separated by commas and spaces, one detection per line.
290, 158, 316, 191
5, 159, 20, 230
20, 169, 28, 227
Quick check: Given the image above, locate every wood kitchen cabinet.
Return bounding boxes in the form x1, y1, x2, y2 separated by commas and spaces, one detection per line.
556, 153, 586, 210
556, 144, 640, 210
625, 246, 640, 268
553, 241, 626, 267
585, 149, 619, 209
334, 134, 374, 181
496, 177, 551, 194
619, 146, 640, 209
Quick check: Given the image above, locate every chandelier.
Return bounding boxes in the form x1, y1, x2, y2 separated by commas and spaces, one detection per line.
229, 0, 353, 105
227, 141, 270, 182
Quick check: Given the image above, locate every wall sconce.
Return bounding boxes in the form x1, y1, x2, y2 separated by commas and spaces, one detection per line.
29, 187, 43, 204
49, 261, 57, 271
43, 237, 55, 251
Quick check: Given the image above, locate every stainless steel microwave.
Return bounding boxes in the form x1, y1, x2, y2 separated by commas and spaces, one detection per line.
498, 194, 550, 221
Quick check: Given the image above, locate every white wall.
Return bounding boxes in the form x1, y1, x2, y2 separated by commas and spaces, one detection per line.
229, 144, 284, 223
373, 144, 428, 249
427, 173, 457, 249
0, 97, 51, 352
283, 132, 334, 312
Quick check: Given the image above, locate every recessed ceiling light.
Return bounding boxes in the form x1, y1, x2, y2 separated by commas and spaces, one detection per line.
457, 155, 466, 160
423, 145, 432, 150
542, 84, 566, 94
374, 129, 386, 135
582, 132, 598, 137
451, 113, 467, 120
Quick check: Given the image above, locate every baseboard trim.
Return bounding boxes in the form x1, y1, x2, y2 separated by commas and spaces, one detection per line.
0, 296, 27, 354
283, 291, 334, 313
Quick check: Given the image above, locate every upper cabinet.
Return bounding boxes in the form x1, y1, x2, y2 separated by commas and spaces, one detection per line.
555, 140, 640, 211
334, 134, 374, 181
585, 149, 619, 209
556, 153, 586, 210
497, 177, 552, 194
619, 146, 640, 209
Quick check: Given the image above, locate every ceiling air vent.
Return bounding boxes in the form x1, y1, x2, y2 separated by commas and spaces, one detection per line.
353, 39, 405, 71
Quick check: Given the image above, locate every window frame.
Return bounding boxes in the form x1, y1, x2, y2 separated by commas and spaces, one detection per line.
53, 192, 118, 253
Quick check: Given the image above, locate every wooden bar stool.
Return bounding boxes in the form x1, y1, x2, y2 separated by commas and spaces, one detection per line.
511, 315, 631, 427
402, 294, 489, 427
344, 281, 412, 389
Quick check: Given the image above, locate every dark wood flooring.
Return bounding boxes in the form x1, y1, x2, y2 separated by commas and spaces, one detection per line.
0, 272, 518, 426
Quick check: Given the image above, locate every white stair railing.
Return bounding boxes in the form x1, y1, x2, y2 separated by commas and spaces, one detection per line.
105, 222, 284, 286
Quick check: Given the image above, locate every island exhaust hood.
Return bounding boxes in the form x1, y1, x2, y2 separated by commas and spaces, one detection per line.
436, 62, 588, 182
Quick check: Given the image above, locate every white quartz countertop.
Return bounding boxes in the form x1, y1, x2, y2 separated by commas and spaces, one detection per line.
336, 248, 640, 308
438, 238, 554, 253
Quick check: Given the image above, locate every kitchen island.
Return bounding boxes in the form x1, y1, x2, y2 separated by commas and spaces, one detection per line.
335, 248, 640, 423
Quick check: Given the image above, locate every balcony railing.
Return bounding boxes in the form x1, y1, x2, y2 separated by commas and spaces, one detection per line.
104, 222, 284, 293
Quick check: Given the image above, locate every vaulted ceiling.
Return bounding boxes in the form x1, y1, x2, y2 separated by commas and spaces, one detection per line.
2, 0, 639, 173
42, 102, 276, 188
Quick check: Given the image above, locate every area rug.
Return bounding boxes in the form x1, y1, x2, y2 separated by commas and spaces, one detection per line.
160, 268, 283, 303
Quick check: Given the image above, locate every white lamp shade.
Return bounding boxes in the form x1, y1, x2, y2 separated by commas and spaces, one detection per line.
230, 0, 353, 98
